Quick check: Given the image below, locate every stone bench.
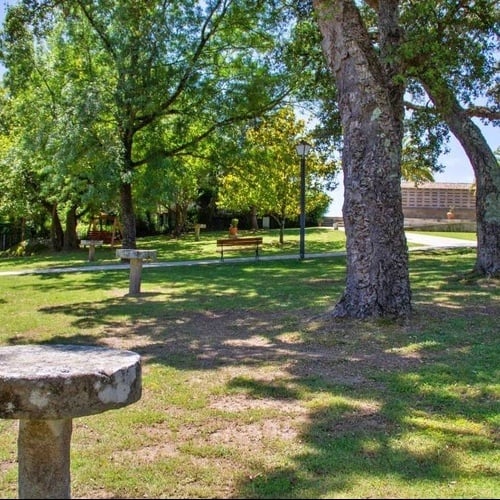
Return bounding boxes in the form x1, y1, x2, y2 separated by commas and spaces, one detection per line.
80, 239, 104, 261
194, 223, 206, 241
0, 344, 141, 499
116, 249, 157, 295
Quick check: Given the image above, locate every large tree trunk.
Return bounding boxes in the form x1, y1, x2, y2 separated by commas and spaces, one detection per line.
63, 205, 79, 250
43, 202, 64, 251
172, 203, 188, 237
120, 182, 136, 249
118, 106, 137, 249
250, 206, 259, 231
271, 215, 286, 246
422, 81, 500, 278
314, 0, 412, 318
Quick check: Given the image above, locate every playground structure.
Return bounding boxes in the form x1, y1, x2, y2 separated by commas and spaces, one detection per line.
86, 213, 122, 247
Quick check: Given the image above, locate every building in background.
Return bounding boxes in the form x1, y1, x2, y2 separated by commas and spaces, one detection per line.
401, 182, 475, 220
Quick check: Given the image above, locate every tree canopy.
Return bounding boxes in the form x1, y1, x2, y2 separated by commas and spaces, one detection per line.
217, 106, 335, 243
1, 0, 305, 248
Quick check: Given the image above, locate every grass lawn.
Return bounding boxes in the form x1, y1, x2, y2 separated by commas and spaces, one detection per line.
0, 228, 348, 271
0, 229, 497, 499
0, 227, 477, 272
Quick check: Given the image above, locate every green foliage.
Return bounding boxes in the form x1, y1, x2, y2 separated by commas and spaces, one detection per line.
400, 0, 498, 163
401, 136, 436, 185
217, 106, 337, 237
0, 0, 303, 245
0, 238, 50, 257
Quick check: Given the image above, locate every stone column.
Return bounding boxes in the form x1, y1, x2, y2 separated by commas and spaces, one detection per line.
88, 243, 96, 261
129, 258, 143, 295
115, 249, 157, 296
18, 419, 72, 499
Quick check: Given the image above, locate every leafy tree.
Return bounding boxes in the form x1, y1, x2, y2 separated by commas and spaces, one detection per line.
311, 0, 498, 318
297, 1, 498, 282
400, 0, 500, 277
401, 137, 435, 185
136, 147, 215, 237
0, 4, 120, 249
3, 0, 299, 249
217, 106, 335, 244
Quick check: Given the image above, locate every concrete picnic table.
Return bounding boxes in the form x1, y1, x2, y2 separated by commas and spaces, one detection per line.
116, 249, 157, 295
80, 239, 104, 261
0, 344, 142, 499
194, 223, 206, 241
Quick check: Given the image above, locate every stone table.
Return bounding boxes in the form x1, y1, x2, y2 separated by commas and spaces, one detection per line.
79, 239, 104, 261
0, 344, 142, 499
116, 249, 157, 295
193, 223, 206, 241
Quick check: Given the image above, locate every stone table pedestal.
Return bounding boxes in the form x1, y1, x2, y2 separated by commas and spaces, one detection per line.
193, 223, 206, 241
116, 249, 157, 295
80, 239, 104, 261
0, 344, 142, 499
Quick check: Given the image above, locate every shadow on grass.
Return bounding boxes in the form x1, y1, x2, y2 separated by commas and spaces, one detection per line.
3, 249, 498, 498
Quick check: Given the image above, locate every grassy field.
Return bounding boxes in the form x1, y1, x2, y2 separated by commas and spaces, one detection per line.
0, 226, 474, 271
0, 228, 497, 499
0, 228, 348, 271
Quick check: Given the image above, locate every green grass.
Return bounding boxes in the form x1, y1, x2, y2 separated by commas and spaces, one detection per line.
0, 227, 347, 271
0, 230, 497, 499
0, 226, 476, 272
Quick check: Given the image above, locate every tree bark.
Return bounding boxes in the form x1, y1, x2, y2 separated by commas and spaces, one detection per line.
63, 205, 79, 250
172, 203, 188, 237
271, 215, 286, 246
314, 0, 412, 318
250, 206, 259, 231
120, 182, 136, 249
44, 202, 64, 251
422, 81, 500, 278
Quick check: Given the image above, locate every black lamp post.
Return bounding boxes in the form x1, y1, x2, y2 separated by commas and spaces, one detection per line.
296, 140, 311, 260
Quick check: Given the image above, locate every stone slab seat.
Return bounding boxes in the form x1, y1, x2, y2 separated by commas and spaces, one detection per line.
116, 249, 157, 261
79, 239, 104, 261
0, 344, 142, 499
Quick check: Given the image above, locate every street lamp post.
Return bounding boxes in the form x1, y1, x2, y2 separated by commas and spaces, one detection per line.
296, 140, 311, 260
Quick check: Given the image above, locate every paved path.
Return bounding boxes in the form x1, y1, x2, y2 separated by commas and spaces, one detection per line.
404, 232, 476, 249
0, 232, 476, 277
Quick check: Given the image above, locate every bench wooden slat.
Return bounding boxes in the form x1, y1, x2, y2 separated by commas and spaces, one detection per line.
216, 237, 263, 261
87, 230, 120, 245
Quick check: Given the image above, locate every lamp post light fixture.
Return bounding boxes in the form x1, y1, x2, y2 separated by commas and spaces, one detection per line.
296, 140, 311, 260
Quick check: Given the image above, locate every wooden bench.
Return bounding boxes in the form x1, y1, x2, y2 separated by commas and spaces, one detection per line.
87, 230, 120, 245
216, 237, 263, 261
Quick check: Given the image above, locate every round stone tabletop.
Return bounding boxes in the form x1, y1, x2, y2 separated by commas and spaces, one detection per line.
80, 240, 103, 245
0, 344, 141, 420
116, 249, 157, 259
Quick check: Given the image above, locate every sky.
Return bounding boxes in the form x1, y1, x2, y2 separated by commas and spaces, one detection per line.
0, 2, 497, 216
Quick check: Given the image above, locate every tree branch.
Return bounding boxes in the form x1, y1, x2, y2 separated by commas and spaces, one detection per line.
132, 89, 291, 168
405, 100, 500, 121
